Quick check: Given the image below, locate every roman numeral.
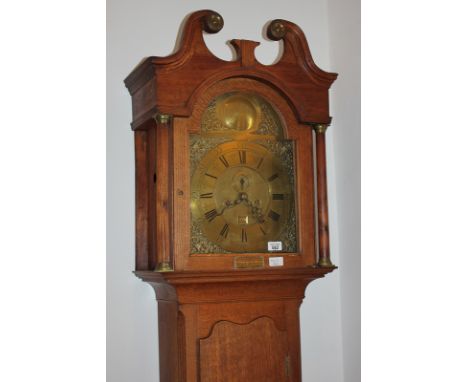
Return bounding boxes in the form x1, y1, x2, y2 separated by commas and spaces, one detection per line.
205, 173, 218, 180
204, 209, 218, 222
219, 155, 230, 168
241, 228, 248, 242
220, 224, 230, 239
268, 210, 280, 222
200, 192, 213, 199
259, 225, 267, 235
256, 157, 264, 169
268, 173, 279, 182
272, 193, 284, 200
238, 150, 247, 164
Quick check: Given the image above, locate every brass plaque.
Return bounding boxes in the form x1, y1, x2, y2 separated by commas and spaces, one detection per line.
234, 256, 265, 269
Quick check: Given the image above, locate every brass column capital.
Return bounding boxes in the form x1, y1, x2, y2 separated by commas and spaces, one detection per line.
313, 124, 329, 134
154, 113, 172, 124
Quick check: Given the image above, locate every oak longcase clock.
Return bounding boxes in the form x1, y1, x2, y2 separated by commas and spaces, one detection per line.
124, 10, 337, 382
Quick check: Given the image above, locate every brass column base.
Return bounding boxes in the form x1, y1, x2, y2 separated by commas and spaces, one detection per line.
318, 257, 335, 268
155, 262, 174, 272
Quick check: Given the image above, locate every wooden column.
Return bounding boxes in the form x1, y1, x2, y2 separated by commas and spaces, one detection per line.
134, 130, 150, 270
154, 113, 174, 272
314, 124, 335, 267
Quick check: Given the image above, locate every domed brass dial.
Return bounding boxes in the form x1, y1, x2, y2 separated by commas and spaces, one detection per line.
191, 141, 293, 253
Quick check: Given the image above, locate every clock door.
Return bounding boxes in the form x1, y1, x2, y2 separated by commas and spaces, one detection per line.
199, 317, 291, 382
172, 78, 317, 271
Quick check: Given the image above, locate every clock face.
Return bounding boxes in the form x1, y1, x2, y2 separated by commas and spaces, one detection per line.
191, 141, 293, 253
190, 92, 297, 254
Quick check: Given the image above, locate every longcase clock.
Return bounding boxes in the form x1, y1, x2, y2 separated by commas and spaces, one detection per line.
124, 10, 337, 382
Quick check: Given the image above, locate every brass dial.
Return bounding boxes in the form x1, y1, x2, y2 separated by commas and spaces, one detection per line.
191, 141, 293, 253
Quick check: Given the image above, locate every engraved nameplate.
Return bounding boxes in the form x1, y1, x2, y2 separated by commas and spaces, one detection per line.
234, 256, 265, 269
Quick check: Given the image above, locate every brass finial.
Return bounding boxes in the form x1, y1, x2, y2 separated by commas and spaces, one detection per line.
268, 20, 286, 40
204, 12, 224, 34
313, 124, 328, 134
154, 113, 172, 124
154, 261, 173, 272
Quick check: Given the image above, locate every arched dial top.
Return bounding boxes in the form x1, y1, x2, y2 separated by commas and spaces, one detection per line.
190, 92, 297, 254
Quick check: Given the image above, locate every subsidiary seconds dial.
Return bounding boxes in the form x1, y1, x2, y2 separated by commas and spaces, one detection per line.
191, 141, 293, 253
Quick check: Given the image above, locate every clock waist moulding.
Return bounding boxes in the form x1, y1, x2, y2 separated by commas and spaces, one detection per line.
124, 10, 337, 382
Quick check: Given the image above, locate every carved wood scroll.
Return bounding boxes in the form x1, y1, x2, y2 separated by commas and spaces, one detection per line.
124, 10, 337, 131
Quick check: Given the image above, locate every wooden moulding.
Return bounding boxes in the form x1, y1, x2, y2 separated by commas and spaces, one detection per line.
135, 267, 335, 302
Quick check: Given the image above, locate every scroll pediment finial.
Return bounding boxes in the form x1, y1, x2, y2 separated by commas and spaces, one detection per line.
203, 11, 224, 34
267, 20, 287, 40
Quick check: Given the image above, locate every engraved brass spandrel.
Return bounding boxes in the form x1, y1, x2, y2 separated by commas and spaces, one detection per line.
190, 220, 229, 254
190, 135, 231, 178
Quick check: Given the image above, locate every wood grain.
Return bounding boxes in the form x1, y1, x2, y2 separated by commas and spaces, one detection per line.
136, 268, 334, 382
199, 317, 290, 382
134, 130, 149, 270
315, 130, 333, 266
155, 117, 173, 270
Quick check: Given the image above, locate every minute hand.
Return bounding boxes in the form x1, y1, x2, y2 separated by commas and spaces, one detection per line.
240, 193, 265, 223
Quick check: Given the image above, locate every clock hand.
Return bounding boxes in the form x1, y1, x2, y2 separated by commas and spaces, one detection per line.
216, 193, 265, 223
215, 197, 241, 217
239, 193, 265, 223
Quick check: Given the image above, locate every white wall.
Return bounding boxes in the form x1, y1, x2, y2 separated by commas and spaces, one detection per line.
107, 1, 359, 381
327, 0, 361, 381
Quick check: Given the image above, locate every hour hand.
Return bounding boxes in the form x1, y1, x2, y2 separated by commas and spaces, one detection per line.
217, 198, 239, 215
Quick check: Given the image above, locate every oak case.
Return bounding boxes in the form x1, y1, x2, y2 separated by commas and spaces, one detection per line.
124, 10, 337, 382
